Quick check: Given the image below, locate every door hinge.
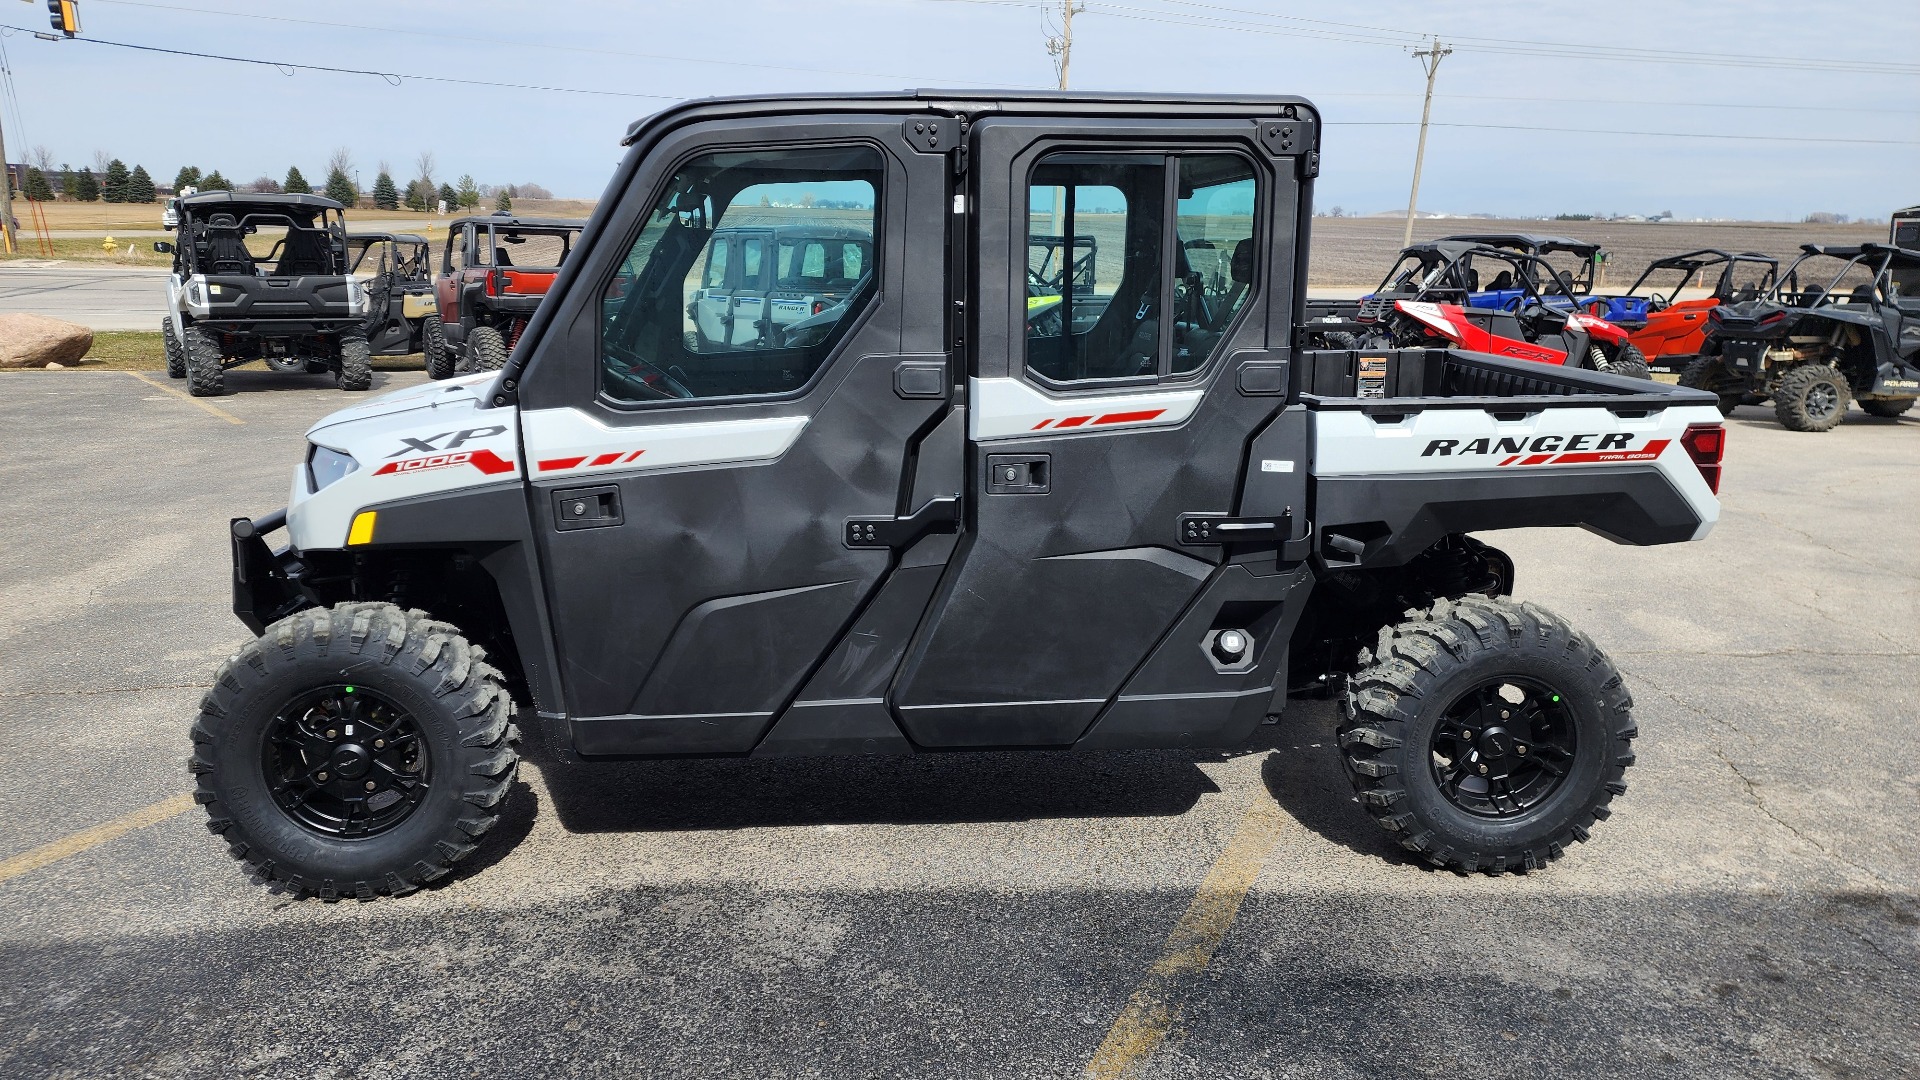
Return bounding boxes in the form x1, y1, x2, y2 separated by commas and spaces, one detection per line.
1179, 509, 1313, 560
846, 496, 961, 550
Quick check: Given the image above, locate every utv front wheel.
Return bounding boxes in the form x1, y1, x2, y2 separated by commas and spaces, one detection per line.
422, 316, 455, 379
337, 331, 373, 391
183, 326, 226, 397
1772, 363, 1850, 432
190, 604, 520, 898
1602, 343, 1651, 380
1679, 356, 1742, 416
468, 325, 509, 372
1338, 595, 1635, 874
161, 318, 186, 379
1859, 397, 1916, 418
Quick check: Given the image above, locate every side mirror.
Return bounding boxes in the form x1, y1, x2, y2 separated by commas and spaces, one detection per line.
153, 241, 174, 254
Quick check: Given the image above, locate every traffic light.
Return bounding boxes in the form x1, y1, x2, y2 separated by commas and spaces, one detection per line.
47, 1, 80, 37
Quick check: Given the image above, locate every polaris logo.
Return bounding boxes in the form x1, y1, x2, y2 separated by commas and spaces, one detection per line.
1423, 434, 1633, 457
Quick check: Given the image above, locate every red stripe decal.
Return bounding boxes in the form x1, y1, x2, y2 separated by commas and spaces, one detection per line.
1055, 415, 1094, 428
1031, 420, 1053, 431
1095, 409, 1166, 425
1520, 453, 1554, 466
589, 453, 622, 467
372, 449, 516, 477
623, 450, 646, 462
538, 456, 587, 472
1496, 455, 1520, 467
1549, 440, 1670, 465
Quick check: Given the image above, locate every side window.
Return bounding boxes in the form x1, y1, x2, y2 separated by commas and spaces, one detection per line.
599, 145, 882, 404
1023, 151, 1258, 386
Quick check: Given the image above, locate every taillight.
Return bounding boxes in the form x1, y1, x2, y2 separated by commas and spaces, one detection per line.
811, 300, 828, 315
1680, 423, 1725, 494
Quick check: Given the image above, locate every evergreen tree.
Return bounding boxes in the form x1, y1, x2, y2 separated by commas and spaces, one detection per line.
403, 179, 427, 211
173, 165, 202, 193
283, 166, 312, 194
126, 165, 157, 203
201, 170, 232, 191
494, 188, 512, 213
22, 167, 54, 202
101, 158, 131, 203
69, 166, 100, 202
324, 166, 357, 207
455, 174, 481, 211
372, 171, 399, 211
437, 182, 457, 210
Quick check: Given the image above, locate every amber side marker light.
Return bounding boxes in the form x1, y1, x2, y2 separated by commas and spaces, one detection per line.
1681, 424, 1726, 494
347, 511, 378, 546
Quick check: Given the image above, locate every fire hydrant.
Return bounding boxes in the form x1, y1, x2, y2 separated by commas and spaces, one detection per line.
102, 235, 116, 254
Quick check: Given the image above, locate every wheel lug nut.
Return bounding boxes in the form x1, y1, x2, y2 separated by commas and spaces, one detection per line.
317, 771, 329, 781
365, 781, 377, 791
1500, 710, 1510, 719
326, 729, 338, 739
1517, 745, 1528, 755
1478, 764, 1488, 775
374, 739, 385, 749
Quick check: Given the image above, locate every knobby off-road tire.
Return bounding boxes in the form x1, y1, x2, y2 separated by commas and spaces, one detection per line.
1338, 595, 1636, 874
1772, 363, 1850, 432
191, 603, 520, 899
161, 318, 187, 379
422, 316, 455, 380
183, 325, 226, 397
467, 325, 509, 372
1603, 343, 1652, 380
1679, 356, 1741, 416
1859, 397, 1916, 418
336, 331, 373, 391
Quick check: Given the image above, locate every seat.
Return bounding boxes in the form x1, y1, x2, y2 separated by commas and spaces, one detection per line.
494, 246, 514, 267
276, 228, 329, 276
1487, 270, 1513, 291
204, 213, 254, 276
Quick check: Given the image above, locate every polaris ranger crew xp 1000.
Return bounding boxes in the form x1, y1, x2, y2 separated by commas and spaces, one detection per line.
155, 192, 370, 397
198, 93, 1727, 898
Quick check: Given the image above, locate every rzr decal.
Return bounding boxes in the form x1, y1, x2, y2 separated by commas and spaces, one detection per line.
372, 449, 516, 476
537, 450, 646, 472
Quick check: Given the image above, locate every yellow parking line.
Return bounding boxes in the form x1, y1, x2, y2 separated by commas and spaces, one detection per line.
125, 370, 245, 425
1084, 798, 1289, 1079
0, 793, 196, 886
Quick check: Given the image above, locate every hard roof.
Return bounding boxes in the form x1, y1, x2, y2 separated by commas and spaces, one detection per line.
622, 89, 1320, 145
179, 191, 344, 212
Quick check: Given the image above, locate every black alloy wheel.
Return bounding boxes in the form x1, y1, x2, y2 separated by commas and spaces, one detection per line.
264, 685, 430, 838
1429, 678, 1577, 819
1804, 381, 1841, 423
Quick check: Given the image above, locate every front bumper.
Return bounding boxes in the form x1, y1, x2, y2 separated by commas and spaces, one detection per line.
231, 509, 310, 635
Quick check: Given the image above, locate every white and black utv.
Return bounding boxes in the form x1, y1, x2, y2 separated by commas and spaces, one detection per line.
156, 192, 370, 397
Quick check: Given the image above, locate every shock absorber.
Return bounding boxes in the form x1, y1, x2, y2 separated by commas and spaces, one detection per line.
1589, 345, 1609, 369
506, 317, 526, 351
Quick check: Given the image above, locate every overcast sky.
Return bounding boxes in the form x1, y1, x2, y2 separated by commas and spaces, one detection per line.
2, 0, 1914, 220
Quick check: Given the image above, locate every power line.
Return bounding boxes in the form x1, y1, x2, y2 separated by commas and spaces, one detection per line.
1314, 90, 1920, 116
1342, 120, 1919, 147
91, 0, 1049, 89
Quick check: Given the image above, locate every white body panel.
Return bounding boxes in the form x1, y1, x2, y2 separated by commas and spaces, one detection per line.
1312, 403, 1724, 538
969, 376, 1204, 441
519, 407, 809, 479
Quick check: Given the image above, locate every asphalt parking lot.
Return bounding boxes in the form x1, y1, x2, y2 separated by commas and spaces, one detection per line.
0, 369, 1915, 1079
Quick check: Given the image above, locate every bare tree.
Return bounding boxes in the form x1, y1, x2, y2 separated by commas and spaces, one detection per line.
28, 145, 55, 173
92, 149, 111, 174
414, 151, 436, 190
327, 146, 354, 177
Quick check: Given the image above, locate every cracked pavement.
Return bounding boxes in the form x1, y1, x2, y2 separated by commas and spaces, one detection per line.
0, 373, 1914, 1079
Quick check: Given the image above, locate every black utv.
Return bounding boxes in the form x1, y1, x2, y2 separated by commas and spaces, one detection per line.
155, 192, 372, 397
1686, 243, 1920, 430
346, 232, 436, 360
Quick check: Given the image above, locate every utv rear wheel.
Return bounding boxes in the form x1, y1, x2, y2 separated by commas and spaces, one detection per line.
1338, 595, 1635, 874
161, 318, 186, 379
422, 316, 455, 379
468, 325, 509, 372
190, 604, 520, 899
337, 332, 373, 391
183, 326, 226, 397
1773, 363, 1850, 432
1602, 343, 1651, 380
1859, 397, 1916, 418
1679, 356, 1742, 416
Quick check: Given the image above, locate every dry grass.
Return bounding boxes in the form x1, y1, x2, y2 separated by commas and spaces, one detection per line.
0, 330, 425, 373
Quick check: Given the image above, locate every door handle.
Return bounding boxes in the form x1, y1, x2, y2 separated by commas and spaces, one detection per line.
845, 496, 961, 550
986, 454, 1049, 494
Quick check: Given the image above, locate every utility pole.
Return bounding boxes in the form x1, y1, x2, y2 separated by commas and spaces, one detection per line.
1403, 37, 1451, 247
0, 103, 16, 255
1044, 2, 1084, 238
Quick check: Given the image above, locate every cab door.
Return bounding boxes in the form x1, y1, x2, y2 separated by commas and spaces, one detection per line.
890, 115, 1306, 747
515, 115, 956, 755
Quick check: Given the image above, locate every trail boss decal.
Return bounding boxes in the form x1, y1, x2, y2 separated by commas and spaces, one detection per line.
1423, 433, 1671, 467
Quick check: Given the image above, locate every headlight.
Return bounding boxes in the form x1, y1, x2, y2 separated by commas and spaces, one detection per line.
307, 444, 359, 491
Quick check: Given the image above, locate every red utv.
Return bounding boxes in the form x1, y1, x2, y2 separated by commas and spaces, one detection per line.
1578, 249, 1778, 374
427, 213, 585, 377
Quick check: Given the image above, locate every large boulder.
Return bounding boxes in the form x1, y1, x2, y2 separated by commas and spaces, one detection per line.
0, 313, 93, 368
